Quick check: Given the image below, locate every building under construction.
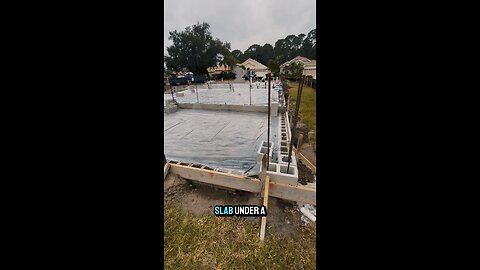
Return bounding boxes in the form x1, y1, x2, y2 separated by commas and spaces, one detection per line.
164, 77, 316, 236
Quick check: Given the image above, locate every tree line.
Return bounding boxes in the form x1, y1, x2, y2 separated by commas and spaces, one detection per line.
164, 22, 316, 77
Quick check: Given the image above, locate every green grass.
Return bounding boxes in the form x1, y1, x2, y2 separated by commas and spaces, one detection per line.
288, 82, 317, 153
164, 207, 316, 269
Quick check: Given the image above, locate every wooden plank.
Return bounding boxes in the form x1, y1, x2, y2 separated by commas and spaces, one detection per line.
260, 175, 270, 241
169, 163, 261, 193
293, 147, 316, 173
260, 154, 267, 198
168, 162, 316, 205
164, 163, 170, 180
269, 181, 316, 205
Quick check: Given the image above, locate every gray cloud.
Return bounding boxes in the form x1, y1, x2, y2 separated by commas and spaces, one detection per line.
164, 0, 316, 54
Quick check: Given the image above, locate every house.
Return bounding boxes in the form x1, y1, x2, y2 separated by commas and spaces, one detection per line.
237, 58, 270, 80
207, 64, 232, 76
303, 60, 316, 79
280, 56, 316, 79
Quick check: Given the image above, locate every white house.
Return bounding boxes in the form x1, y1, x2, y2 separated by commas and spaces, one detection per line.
207, 64, 232, 76
238, 58, 270, 80
280, 56, 316, 79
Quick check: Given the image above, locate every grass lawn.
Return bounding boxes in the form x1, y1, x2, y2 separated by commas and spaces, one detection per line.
287, 82, 317, 153
164, 207, 316, 269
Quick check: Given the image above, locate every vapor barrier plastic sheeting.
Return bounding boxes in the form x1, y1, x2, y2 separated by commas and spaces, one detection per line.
164, 83, 280, 106
164, 109, 279, 173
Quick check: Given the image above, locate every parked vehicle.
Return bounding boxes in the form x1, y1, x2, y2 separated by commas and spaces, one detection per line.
193, 74, 207, 83
168, 76, 189, 86
168, 73, 207, 86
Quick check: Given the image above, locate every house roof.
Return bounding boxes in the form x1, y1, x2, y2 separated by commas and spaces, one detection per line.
240, 58, 268, 71
280, 56, 315, 68
207, 64, 232, 73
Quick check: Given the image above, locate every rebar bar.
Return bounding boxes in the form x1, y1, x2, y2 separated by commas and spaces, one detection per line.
267, 73, 271, 169
287, 75, 306, 172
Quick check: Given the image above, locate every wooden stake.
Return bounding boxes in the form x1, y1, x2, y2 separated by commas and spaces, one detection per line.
164, 163, 170, 180
297, 134, 304, 153
260, 175, 270, 241
260, 154, 267, 198
293, 147, 316, 174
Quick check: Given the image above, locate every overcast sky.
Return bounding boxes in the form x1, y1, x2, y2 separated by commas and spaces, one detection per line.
164, 0, 316, 54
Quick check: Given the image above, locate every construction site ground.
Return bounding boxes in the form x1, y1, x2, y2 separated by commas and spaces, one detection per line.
164, 81, 317, 269
164, 172, 315, 239
164, 172, 316, 269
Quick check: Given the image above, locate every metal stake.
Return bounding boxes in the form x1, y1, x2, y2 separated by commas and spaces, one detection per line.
287, 75, 305, 172
195, 82, 199, 103
171, 86, 175, 103
249, 77, 252, 105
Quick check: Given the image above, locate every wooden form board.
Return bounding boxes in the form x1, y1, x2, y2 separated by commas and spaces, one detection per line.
269, 181, 316, 205
167, 162, 316, 205
168, 163, 261, 193
293, 147, 316, 174
164, 163, 170, 179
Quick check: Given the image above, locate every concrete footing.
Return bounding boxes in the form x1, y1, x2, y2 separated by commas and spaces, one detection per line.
177, 103, 269, 112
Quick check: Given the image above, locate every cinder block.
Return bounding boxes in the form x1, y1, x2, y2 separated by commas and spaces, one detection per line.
278, 154, 297, 167
265, 162, 298, 186
257, 141, 273, 160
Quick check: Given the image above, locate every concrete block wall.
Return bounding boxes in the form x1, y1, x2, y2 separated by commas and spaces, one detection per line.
271, 102, 278, 117
270, 111, 299, 185
257, 141, 273, 161
277, 112, 296, 167
266, 162, 299, 186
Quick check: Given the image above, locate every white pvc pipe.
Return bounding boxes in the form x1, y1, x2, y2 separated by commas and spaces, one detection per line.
300, 206, 316, 223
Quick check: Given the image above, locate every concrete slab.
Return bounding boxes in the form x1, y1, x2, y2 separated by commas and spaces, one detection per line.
164, 83, 279, 105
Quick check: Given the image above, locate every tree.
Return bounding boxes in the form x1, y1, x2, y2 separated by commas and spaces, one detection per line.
231, 49, 243, 61
241, 44, 262, 62
272, 30, 316, 64
284, 62, 304, 78
259, 43, 274, 65
302, 29, 316, 60
164, 22, 231, 75
267, 58, 280, 76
